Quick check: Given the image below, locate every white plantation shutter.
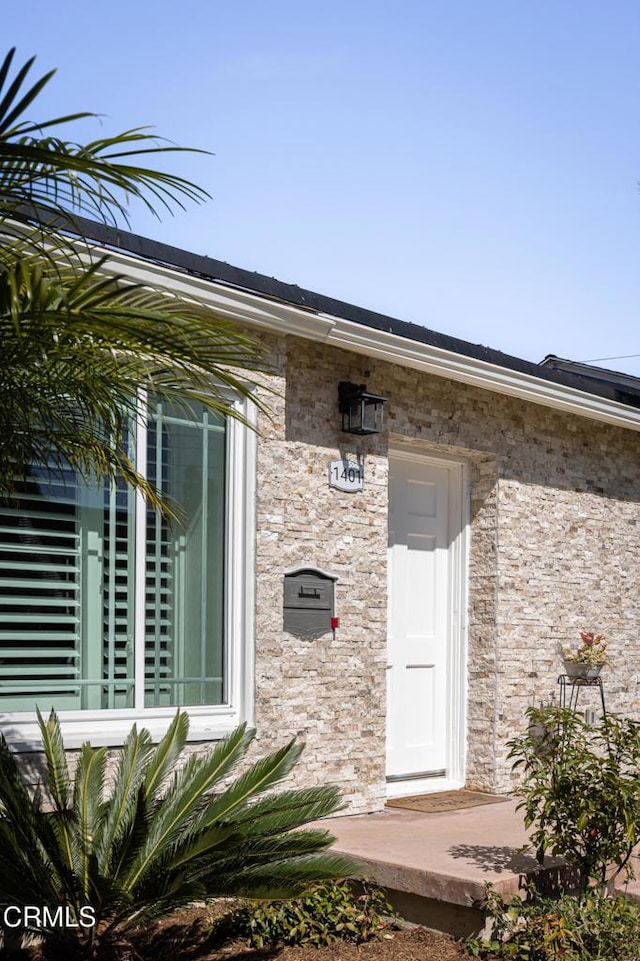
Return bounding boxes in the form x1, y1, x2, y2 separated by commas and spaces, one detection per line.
0, 470, 83, 711
0, 469, 135, 711
101, 481, 136, 710
0, 400, 226, 715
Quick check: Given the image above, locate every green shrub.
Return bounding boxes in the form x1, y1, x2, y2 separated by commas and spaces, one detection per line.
0, 710, 359, 959
232, 879, 397, 948
467, 886, 640, 961
508, 707, 640, 892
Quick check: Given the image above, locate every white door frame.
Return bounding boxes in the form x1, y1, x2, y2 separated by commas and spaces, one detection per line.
386, 445, 469, 797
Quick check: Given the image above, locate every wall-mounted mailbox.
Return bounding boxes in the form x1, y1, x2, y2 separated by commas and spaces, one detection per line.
283, 567, 337, 638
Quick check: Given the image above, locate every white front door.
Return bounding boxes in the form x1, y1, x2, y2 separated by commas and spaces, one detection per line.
386, 451, 466, 792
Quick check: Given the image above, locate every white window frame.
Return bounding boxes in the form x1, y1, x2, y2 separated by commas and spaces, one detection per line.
0, 398, 256, 751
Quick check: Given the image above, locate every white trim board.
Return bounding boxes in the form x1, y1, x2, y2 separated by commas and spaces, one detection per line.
98, 248, 640, 435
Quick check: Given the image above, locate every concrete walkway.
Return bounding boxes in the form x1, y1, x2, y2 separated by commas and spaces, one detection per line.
326, 798, 568, 935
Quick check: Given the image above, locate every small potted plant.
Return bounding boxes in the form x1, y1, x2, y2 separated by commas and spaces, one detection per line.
563, 632, 610, 679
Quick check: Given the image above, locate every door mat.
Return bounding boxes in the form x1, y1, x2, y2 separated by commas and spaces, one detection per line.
386, 789, 510, 814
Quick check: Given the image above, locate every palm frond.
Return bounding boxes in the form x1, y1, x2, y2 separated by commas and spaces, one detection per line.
0, 830, 62, 906
142, 709, 189, 801
35, 708, 78, 884
152, 823, 243, 874
72, 744, 107, 898
0, 711, 354, 954
36, 709, 71, 809
94, 724, 154, 871
202, 853, 361, 900
0, 736, 62, 904
0, 50, 53, 135
125, 724, 255, 891
225, 786, 346, 836
0, 49, 210, 228
0, 49, 273, 508
0, 242, 271, 509
191, 738, 305, 833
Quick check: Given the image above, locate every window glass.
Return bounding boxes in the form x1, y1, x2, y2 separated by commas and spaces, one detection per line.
0, 399, 226, 714
144, 399, 226, 707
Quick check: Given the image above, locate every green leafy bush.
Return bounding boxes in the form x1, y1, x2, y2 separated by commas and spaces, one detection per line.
232, 879, 397, 948
0, 710, 359, 959
508, 707, 640, 892
467, 886, 640, 961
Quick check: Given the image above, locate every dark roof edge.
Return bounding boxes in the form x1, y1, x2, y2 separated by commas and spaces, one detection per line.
541, 354, 640, 390
45, 213, 633, 409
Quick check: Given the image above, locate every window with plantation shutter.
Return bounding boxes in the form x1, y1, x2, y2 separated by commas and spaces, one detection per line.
0, 397, 233, 724
0, 467, 89, 712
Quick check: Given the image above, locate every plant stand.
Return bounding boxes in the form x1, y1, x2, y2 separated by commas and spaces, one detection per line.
558, 673, 607, 720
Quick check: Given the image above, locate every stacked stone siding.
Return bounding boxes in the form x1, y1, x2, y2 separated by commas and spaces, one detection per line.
251, 337, 388, 813
14, 331, 640, 815
249, 335, 640, 810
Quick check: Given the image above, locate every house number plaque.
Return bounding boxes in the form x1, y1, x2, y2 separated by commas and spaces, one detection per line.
328, 459, 364, 493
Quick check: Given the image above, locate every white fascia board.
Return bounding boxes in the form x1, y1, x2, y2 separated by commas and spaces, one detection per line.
99, 250, 335, 340
326, 317, 640, 432
99, 248, 640, 434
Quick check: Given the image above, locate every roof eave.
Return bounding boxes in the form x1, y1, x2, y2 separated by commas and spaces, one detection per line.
97, 247, 640, 435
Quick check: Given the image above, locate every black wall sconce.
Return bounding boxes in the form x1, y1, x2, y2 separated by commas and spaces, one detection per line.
338, 381, 387, 434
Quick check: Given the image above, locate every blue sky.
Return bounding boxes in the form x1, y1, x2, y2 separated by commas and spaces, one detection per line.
7, 2, 640, 372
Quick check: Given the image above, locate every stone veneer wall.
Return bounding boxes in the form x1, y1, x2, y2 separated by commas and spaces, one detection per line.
249, 334, 640, 810
250, 334, 389, 814
14, 332, 640, 813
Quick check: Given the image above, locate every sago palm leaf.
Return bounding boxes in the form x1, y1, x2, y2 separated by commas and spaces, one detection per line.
209, 852, 361, 901
163, 824, 350, 889
103, 713, 206, 889
36, 709, 77, 885
122, 724, 256, 892
186, 738, 306, 840
0, 830, 62, 908
224, 786, 347, 837
119, 732, 355, 907
37, 707, 71, 809
142, 709, 189, 802
0, 735, 67, 907
93, 724, 154, 871
159, 824, 250, 874
73, 744, 108, 899
0, 711, 359, 955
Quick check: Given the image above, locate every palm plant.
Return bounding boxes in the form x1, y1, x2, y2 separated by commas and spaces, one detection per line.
0, 710, 358, 959
0, 47, 268, 504
0, 241, 266, 506
0, 47, 209, 228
